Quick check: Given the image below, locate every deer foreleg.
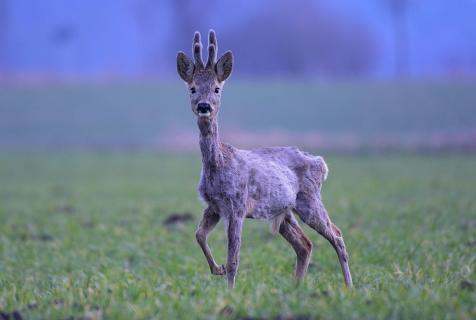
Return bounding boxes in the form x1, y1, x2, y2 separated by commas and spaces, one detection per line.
195, 207, 225, 275
226, 216, 244, 289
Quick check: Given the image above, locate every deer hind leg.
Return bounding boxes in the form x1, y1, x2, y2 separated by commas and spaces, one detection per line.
295, 194, 353, 287
195, 207, 225, 276
279, 212, 313, 280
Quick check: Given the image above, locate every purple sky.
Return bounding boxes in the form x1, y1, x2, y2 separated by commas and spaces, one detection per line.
1, 0, 475, 78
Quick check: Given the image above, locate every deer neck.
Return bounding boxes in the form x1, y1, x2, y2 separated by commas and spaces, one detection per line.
198, 117, 223, 170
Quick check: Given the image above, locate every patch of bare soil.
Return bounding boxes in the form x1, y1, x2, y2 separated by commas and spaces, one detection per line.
163, 212, 194, 226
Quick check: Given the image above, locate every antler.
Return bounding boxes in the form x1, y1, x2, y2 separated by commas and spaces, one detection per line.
193, 31, 204, 69
192, 30, 219, 70
206, 29, 217, 69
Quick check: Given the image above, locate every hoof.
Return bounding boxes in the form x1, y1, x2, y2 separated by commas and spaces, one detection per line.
211, 264, 226, 276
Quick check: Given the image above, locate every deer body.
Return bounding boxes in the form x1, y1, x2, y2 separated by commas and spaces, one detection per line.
199, 143, 327, 222
177, 30, 353, 289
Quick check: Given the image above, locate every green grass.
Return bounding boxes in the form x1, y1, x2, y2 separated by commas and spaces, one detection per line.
0, 152, 475, 319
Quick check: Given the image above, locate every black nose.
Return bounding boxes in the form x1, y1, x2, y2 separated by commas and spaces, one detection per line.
197, 103, 211, 114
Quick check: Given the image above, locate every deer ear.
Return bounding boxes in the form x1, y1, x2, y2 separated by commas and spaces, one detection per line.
177, 51, 194, 83
215, 51, 233, 82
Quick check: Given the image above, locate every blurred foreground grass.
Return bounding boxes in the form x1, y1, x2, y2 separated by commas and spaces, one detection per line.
0, 152, 475, 319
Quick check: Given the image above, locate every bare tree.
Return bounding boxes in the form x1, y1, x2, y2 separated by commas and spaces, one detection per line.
220, 0, 377, 76
385, 0, 411, 77
131, 0, 218, 74
0, 0, 8, 74
167, 0, 217, 62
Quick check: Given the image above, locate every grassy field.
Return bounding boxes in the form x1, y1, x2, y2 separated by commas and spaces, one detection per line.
1, 80, 475, 148
0, 152, 475, 319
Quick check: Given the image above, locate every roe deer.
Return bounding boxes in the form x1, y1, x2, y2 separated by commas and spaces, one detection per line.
176, 30, 353, 289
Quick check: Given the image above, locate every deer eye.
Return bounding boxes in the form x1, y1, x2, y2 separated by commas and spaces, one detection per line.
214, 87, 220, 94
190, 87, 196, 94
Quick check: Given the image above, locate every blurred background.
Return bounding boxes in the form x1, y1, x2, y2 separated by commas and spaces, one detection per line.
2, 3, 476, 318
0, 0, 475, 151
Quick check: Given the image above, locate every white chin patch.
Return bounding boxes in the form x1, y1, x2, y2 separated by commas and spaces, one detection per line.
198, 112, 211, 118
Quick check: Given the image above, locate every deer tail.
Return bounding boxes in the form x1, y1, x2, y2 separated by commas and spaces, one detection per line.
315, 156, 328, 182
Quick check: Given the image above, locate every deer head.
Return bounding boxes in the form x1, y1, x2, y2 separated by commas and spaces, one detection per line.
176, 30, 233, 121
